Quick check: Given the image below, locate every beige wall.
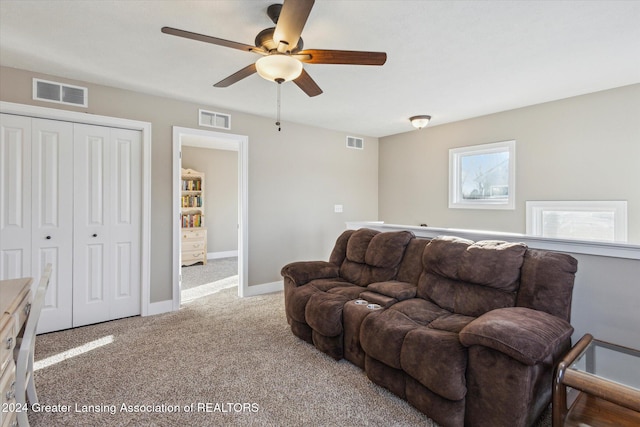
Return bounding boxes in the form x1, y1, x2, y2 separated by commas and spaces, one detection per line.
0, 66, 379, 302
182, 146, 238, 253
379, 84, 640, 243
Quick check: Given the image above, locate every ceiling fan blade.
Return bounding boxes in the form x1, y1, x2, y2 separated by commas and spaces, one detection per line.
296, 49, 387, 66
161, 27, 263, 53
293, 69, 323, 97
214, 63, 257, 87
273, 0, 315, 52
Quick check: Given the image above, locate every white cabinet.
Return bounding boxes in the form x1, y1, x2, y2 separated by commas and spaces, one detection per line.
0, 113, 142, 333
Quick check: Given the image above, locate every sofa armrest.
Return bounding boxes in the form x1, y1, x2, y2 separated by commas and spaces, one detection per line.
366, 281, 417, 301
459, 307, 573, 365
280, 261, 340, 286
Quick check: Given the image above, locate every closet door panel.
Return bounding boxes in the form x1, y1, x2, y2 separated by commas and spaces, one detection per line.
31, 118, 74, 333
73, 124, 111, 327
109, 128, 141, 318
0, 114, 31, 279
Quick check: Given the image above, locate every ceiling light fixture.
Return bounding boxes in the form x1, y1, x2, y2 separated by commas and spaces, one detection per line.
255, 54, 304, 132
255, 54, 303, 82
410, 115, 432, 129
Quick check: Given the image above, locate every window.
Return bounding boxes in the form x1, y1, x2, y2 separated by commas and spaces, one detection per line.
526, 201, 627, 242
449, 140, 515, 209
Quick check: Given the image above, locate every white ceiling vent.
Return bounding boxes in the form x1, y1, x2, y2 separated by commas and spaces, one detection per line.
199, 109, 231, 130
33, 78, 88, 107
346, 136, 364, 150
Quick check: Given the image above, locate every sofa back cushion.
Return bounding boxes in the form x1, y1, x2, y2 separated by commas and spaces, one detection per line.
396, 238, 431, 284
329, 229, 356, 266
418, 236, 527, 317
340, 229, 414, 286
517, 249, 578, 321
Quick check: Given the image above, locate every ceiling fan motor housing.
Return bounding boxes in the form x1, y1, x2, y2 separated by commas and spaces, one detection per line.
255, 27, 303, 52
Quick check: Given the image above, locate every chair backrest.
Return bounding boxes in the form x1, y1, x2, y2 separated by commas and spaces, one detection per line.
16, 264, 52, 371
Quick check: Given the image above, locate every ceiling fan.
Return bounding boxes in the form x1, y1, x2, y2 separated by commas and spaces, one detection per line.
161, 0, 387, 98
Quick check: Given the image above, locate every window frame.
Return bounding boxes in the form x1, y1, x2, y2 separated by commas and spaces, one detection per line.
449, 140, 516, 210
526, 200, 628, 242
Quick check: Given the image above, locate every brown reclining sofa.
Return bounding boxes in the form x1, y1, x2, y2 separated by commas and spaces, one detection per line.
281, 228, 578, 427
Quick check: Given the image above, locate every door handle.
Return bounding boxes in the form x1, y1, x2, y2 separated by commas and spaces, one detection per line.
92, 233, 98, 237
46, 235, 52, 240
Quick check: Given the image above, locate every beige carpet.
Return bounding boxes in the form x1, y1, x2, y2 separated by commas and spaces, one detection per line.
29, 285, 551, 426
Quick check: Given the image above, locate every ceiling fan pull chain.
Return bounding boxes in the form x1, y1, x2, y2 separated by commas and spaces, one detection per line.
275, 78, 284, 131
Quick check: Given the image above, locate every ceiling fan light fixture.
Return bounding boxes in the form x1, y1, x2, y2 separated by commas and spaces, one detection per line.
255, 54, 303, 83
410, 115, 432, 129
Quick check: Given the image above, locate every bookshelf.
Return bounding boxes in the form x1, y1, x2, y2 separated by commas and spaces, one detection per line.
181, 168, 207, 266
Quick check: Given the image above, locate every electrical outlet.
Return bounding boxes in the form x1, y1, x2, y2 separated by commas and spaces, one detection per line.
334, 204, 343, 213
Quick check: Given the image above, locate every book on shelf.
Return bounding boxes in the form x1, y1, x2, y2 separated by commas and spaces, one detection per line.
182, 179, 202, 191
181, 195, 202, 208
181, 213, 203, 228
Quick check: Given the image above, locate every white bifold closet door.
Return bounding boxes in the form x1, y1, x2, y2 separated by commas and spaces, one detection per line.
72, 124, 141, 327
1, 115, 74, 333
32, 118, 75, 332
1, 113, 141, 333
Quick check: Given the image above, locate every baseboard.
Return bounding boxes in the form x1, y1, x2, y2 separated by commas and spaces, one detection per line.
207, 250, 239, 260
242, 280, 283, 297
147, 279, 281, 311
145, 299, 174, 316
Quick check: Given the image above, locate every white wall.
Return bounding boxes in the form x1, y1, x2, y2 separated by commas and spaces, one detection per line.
379, 84, 640, 243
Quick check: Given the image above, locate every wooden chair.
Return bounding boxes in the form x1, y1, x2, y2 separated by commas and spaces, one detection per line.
14, 264, 52, 427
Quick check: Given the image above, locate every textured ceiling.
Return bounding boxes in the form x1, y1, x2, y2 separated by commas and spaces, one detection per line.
1, 0, 639, 137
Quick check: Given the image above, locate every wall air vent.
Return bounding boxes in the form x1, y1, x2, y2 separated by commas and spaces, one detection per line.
33, 78, 88, 107
199, 109, 231, 130
346, 136, 364, 150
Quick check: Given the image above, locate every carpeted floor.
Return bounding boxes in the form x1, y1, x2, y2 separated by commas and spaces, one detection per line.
180, 257, 238, 290
28, 278, 552, 426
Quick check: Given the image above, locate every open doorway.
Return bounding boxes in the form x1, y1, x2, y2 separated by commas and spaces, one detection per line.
172, 126, 248, 309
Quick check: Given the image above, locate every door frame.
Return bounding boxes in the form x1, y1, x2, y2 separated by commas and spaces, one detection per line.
172, 126, 248, 308
0, 101, 152, 315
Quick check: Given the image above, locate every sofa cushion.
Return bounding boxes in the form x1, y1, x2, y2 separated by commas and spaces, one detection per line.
360, 309, 417, 369
401, 328, 468, 401
422, 236, 473, 280
365, 230, 415, 268
458, 240, 527, 291
340, 230, 414, 286
360, 299, 450, 369
390, 298, 450, 326
418, 236, 527, 317
286, 284, 321, 323
286, 279, 349, 323
396, 238, 430, 284
328, 229, 356, 266
327, 285, 367, 299
367, 281, 417, 301
306, 292, 350, 337
345, 228, 379, 263
419, 272, 518, 318
428, 313, 476, 334
517, 249, 578, 322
